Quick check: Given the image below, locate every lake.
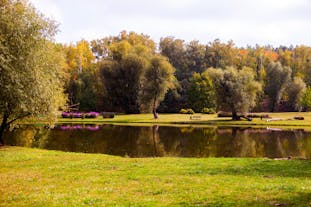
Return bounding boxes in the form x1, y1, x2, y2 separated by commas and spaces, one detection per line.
3, 124, 311, 158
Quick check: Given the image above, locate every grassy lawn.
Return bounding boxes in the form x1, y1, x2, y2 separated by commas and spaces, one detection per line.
0, 147, 310, 206
53, 112, 311, 127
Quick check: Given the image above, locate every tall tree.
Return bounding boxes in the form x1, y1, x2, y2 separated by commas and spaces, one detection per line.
63, 40, 96, 109
206, 39, 238, 69
207, 67, 261, 120
290, 45, 311, 77
301, 87, 311, 111
100, 54, 146, 113
140, 56, 175, 119
98, 32, 156, 113
0, 0, 65, 144
286, 77, 306, 111
187, 72, 215, 112
159, 37, 186, 81
265, 62, 292, 112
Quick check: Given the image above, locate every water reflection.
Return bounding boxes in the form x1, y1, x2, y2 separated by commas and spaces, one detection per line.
4, 125, 311, 158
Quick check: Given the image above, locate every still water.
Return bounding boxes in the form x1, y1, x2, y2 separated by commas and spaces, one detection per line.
4, 124, 311, 158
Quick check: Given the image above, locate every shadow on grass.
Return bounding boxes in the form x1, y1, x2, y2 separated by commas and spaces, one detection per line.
176, 192, 311, 207
186, 159, 311, 178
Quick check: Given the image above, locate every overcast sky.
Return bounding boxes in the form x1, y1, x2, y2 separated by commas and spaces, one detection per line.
29, 0, 311, 47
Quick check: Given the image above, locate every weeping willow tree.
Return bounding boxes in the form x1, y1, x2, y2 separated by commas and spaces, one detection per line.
207, 66, 262, 120
0, 0, 66, 145
139, 56, 175, 119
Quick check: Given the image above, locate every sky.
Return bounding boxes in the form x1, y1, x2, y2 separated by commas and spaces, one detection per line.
29, 0, 311, 47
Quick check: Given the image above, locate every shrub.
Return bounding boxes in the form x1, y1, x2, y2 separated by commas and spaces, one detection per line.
186, 109, 195, 114
179, 109, 188, 114
217, 111, 232, 117
209, 108, 216, 114
61, 112, 71, 118
179, 108, 195, 114
201, 108, 216, 114
103, 112, 115, 118
73, 112, 83, 118
246, 113, 270, 118
85, 112, 99, 118
294, 116, 304, 120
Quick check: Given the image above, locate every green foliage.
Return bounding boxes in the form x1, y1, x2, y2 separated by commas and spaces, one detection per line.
290, 46, 311, 77
206, 39, 238, 69
0, 0, 65, 136
62, 40, 97, 111
69, 71, 98, 111
159, 37, 187, 81
301, 87, 311, 111
286, 76, 306, 111
157, 88, 181, 113
179, 109, 188, 114
201, 108, 216, 114
139, 56, 175, 117
97, 32, 157, 113
265, 62, 292, 112
179, 108, 195, 114
187, 72, 216, 112
207, 66, 262, 119
100, 54, 146, 113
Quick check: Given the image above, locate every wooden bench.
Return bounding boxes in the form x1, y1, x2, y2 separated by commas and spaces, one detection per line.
102, 112, 115, 118
190, 115, 201, 120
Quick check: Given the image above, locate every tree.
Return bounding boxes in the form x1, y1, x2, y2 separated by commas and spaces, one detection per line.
286, 77, 306, 111
290, 45, 311, 77
62, 40, 97, 108
100, 54, 147, 113
205, 39, 238, 69
157, 88, 181, 113
0, 0, 66, 145
184, 40, 207, 77
70, 71, 98, 111
98, 32, 156, 113
265, 62, 292, 112
187, 72, 215, 112
207, 67, 261, 120
140, 56, 175, 119
301, 87, 311, 111
159, 37, 186, 81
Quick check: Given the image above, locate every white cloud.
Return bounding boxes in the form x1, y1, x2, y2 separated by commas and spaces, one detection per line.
29, 0, 311, 47
29, 0, 63, 22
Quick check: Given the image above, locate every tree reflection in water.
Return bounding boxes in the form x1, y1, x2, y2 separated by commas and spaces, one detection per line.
3, 125, 311, 158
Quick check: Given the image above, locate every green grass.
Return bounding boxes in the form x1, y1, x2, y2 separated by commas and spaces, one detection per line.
0, 147, 310, 206
52, 112, 311, 127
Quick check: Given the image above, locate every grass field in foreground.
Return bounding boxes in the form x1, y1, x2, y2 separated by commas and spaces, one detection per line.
0, 147, 310, 206
54, 112, 311, 127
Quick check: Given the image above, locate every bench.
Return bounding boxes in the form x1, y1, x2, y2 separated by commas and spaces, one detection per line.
102, 112, 115, 118
190, 115, 201, 120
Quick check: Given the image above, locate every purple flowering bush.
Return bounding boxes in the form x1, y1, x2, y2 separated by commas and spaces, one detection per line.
61, 112, 72, 118
73, 112, 83, 118
61, 111, 100, 119
85, 112, 99, 118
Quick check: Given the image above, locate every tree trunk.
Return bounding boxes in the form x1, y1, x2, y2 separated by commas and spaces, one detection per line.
152, 97, 158, 119
152, 125, 159, 157
271, 99, 276, 112
232, 111, 240, 120
153, 108, 158, 119
0, 114, 9, 146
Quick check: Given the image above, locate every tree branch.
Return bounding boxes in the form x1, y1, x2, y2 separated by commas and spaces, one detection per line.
7, 113, 31, 126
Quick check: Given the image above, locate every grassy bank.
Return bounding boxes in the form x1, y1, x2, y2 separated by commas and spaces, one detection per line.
54, 112, 311, 127
0, 147, 310, 206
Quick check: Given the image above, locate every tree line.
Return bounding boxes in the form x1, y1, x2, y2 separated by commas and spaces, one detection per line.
2, 0, 311, 144
64, 32, 311, 117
